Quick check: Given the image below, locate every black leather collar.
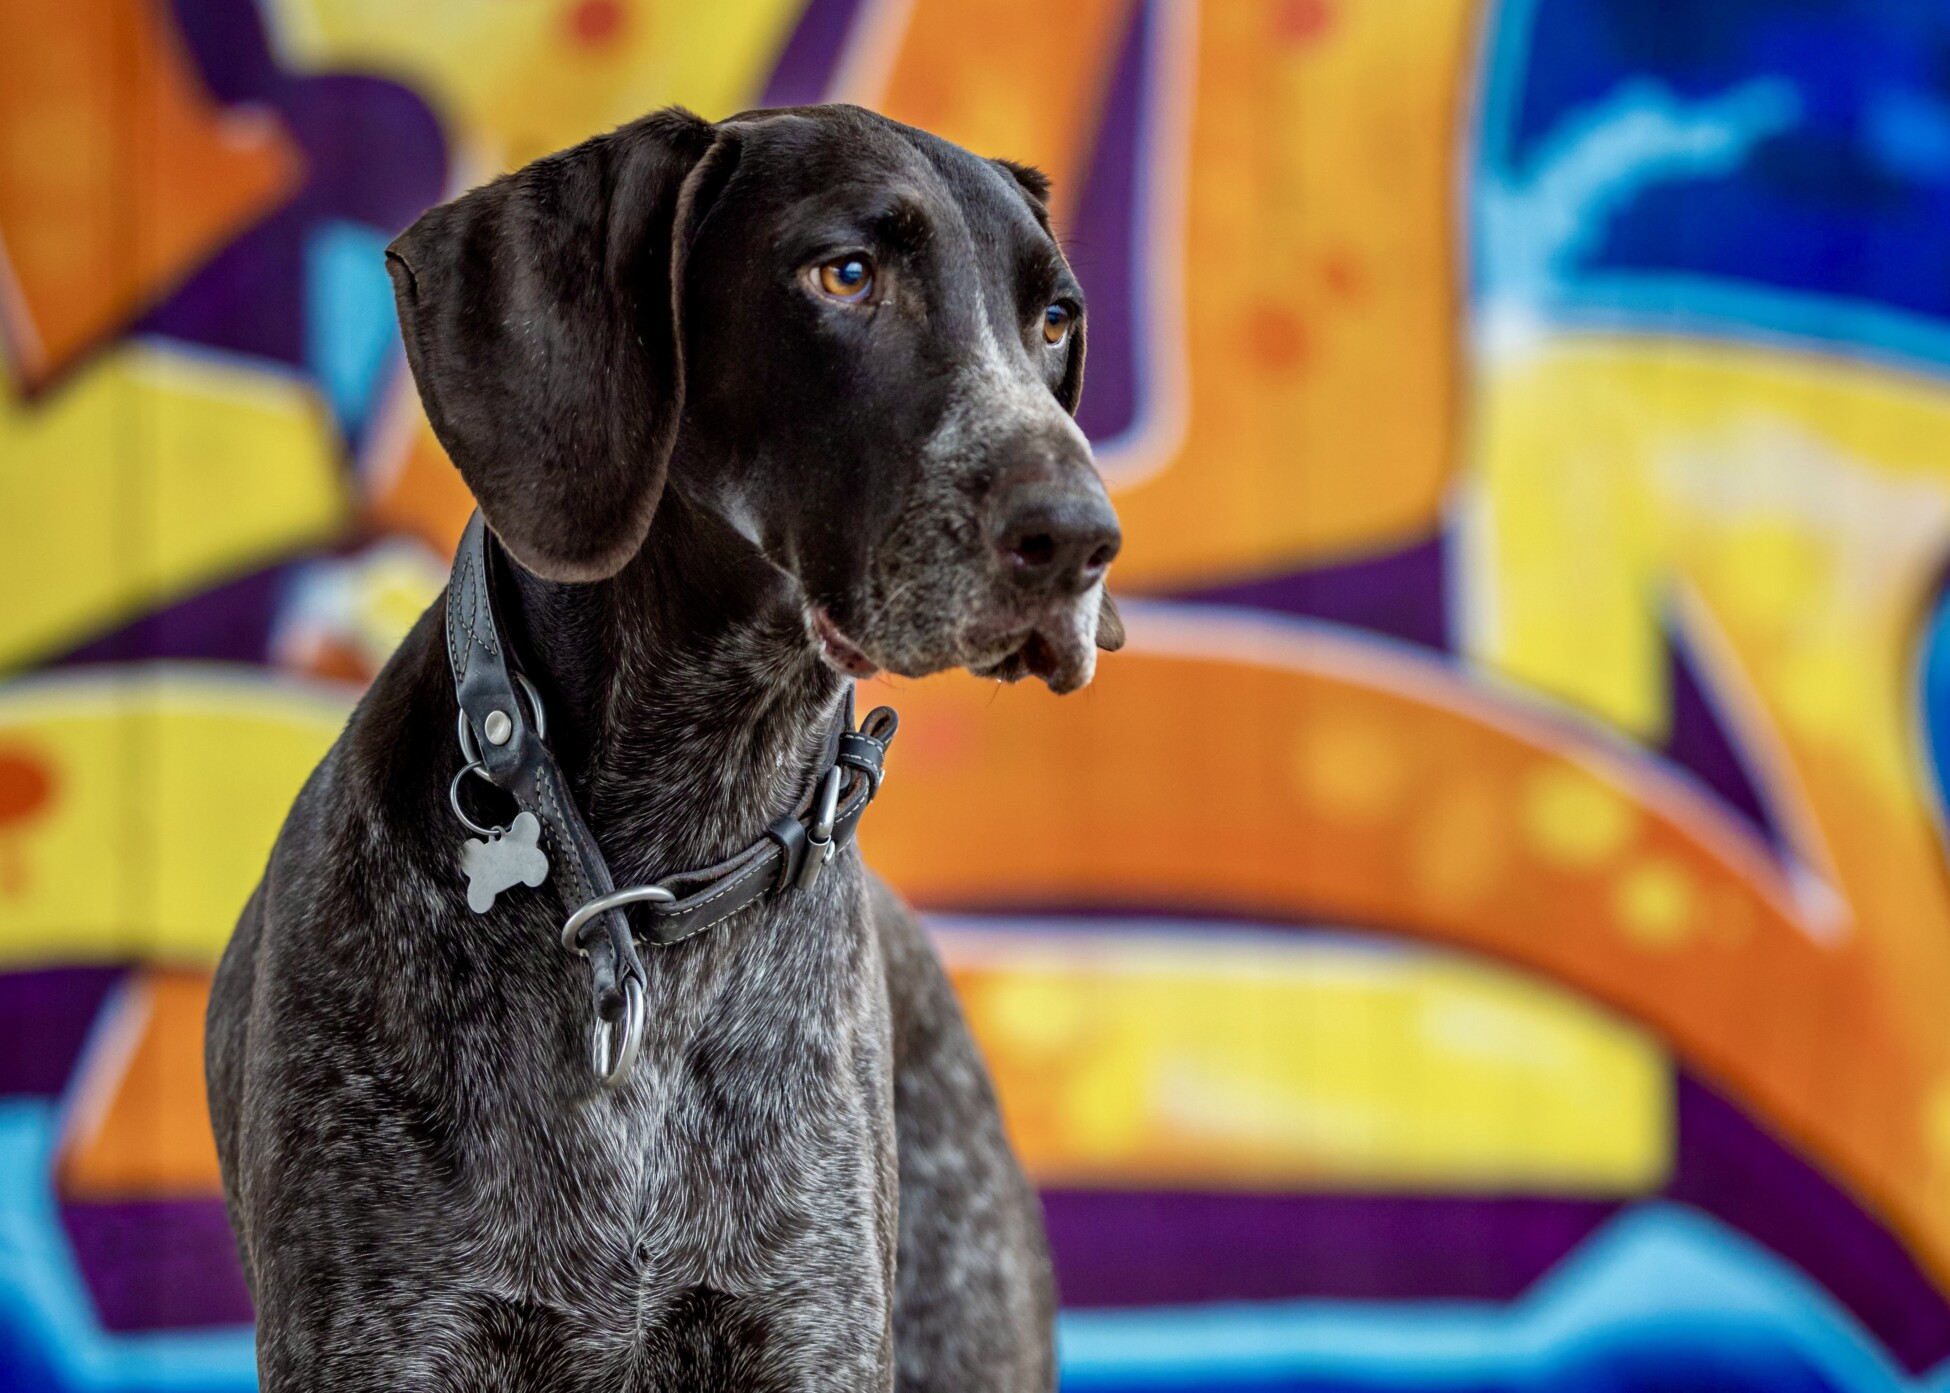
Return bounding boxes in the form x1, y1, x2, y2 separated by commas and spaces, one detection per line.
444, 512, 897, 1088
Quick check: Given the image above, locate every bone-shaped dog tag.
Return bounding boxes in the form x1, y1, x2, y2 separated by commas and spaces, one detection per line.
462, 810, 550, 913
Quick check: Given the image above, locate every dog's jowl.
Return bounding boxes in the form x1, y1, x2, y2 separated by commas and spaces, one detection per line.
205, 104, 1122, 1391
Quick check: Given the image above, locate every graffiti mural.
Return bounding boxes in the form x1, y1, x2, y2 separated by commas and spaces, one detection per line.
7, 0, 1950, 1387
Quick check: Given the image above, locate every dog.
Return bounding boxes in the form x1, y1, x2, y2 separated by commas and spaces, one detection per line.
205, 103, 1123, 1391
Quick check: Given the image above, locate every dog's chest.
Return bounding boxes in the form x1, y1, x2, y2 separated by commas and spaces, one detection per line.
453, 888, 896, 1324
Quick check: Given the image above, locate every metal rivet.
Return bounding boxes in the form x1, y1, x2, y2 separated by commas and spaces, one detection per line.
484, 710, 513, 746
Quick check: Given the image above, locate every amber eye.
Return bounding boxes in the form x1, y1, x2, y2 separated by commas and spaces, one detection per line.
816, 256, 875, 302
1043, 302, 1074, 346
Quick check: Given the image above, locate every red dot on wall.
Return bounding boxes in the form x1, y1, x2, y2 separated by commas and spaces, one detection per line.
1248, 304, 1311, 372
1321, 250, 1367, 300
566, 0, 626, 48
0, 748, 55, 828
1276, 0, 1337, 45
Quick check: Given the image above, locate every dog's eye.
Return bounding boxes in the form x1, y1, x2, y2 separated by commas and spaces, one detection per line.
815, 257, 876, 303
1043, 302, 1074, 346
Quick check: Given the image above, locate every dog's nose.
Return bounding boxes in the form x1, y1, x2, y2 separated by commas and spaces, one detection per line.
995, 486, 1122, 593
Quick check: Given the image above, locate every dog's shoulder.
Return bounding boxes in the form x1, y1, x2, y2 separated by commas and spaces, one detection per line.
212, 599, 471, 1060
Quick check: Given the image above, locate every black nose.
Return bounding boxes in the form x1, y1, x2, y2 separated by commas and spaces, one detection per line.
995, 486, 1122, 593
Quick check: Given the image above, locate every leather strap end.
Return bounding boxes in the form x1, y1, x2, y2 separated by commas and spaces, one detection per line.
765, 813, 809, 893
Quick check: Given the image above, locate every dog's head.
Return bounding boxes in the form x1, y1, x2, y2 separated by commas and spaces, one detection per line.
387, 104, 1123, 695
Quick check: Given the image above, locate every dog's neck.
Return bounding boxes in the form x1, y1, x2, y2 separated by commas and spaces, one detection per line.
494, 485, 847, 888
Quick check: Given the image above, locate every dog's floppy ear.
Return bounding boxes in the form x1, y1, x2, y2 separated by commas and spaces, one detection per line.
388, 108, 727, 581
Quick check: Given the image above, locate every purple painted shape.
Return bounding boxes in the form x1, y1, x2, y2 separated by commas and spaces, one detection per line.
1043, 1189, 1618, 1309
1664, 626, 1783, 850
61, 1198, 253, 1333
758, 0, 868, 107
0, 967, 123, 1097
1067, 0, 1146, 446
164, 0, 441, 231
1179, 532, 1451, 650
1667, 1072, 1950, 1372
135, 0, 445, 423
49, 564, 290, 669
141, 208, 309, 366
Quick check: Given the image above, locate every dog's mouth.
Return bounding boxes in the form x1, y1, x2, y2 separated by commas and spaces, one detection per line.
967, 633, 1063, 685
815, 593, 1103, 694
963, 615, 1098, 695
811, 607, 880, 678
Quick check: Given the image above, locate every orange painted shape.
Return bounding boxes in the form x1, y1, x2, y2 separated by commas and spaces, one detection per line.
856, 606, 1945, 1283
0, 0, 302, 385
59, 967, 221, 1199
865, 0, 1134, 222
1097, 0, 1473, 587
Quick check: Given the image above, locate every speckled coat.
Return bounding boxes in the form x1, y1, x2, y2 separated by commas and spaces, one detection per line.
206, 103, 1122, 1391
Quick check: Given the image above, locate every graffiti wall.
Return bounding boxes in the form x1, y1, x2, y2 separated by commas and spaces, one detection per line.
5, 0, 1950, 1388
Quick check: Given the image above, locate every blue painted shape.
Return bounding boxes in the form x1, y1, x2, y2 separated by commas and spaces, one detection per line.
1474, 0, 1950, 373
0, 1101, 256, 1392
1865, 90, 1950, 183
303, 220, 399, 437
1058, 1205, 1948, 1393
1478, 73, 1802, 306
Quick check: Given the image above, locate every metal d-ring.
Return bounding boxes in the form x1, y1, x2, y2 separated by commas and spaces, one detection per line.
456, 671, 549, 765
559, 883, 678, 954
593, 974, 645, 1088
448, 761, 504, 838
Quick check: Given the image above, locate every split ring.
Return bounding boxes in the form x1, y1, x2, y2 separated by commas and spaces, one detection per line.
447, 761, 503, 838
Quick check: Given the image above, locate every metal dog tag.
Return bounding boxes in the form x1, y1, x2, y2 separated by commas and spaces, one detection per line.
462, 810, 550, 913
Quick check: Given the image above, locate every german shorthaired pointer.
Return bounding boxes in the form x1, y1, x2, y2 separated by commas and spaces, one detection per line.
205, 103, 1123, 1391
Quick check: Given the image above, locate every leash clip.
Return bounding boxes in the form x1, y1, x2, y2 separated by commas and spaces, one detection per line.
798, 765, 844, 891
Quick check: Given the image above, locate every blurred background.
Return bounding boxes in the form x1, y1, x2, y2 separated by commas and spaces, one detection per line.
7, 0, 1950, 1389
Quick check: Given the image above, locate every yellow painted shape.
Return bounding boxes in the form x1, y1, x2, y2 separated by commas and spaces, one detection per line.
1098, 0, 1475, 587
1467, 338, 1950, 1069
0, 666, 350, 965
0, 344, 347, 669
268, 0, 805, 171
42, 929, 1672, 1201
1467, 336, 1950, 767
945, 927, 1670, 1193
